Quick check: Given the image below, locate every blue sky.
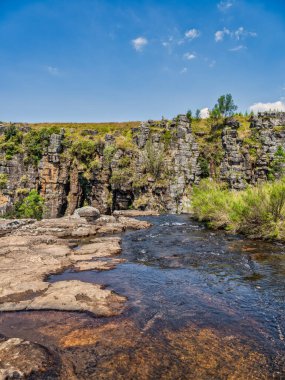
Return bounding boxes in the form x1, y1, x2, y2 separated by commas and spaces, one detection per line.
0, 0, 285, 122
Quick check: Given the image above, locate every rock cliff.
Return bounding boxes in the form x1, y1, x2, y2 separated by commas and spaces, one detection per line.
1, 112, 285, 217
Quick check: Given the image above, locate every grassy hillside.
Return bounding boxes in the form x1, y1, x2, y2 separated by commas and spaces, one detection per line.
30, 121, 141, 137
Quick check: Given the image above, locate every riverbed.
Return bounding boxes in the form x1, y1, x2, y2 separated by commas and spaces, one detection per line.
0, 214, 284, 379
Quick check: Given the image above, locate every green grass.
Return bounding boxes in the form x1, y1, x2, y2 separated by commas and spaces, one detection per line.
30, 121, 141, 138
192, 178, 285, 240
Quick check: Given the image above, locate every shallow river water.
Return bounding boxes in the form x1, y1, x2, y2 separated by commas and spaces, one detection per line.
1, 215, 285, 379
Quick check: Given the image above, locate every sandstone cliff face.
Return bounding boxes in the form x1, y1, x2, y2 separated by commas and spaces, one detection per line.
1, 112, 285, 217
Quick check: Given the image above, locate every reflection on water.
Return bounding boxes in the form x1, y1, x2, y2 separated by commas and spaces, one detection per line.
1, 214, 285, 378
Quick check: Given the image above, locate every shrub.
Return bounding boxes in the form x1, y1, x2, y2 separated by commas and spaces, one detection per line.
90, 158, 101, 171
24, 127, 60, 164
0, 126, 23, 160
133, 194, 149, 209
0, 174, 8, 190
16, 190, 45, 220
162, 130, 172, 147
118, 155, 131, 168
192, 178, 285, 240
103, 145, 117, 164
110, 168, 133, 187
115, 135, 135, 151
16, 188, 30, 196
231, 186, 270, 236
198, 156, 210, 178
191, 179, 233, 229
142, 140, 164, 179
186, 110, 192, 122
268, 146, 285, 179
4, 124, 19, 141
69, 139, 97, 165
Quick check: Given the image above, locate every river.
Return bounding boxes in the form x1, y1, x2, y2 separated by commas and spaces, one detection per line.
0, 214, 284, 379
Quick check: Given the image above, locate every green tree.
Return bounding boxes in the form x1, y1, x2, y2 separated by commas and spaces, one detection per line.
195, 109, 201, 120
16, 190, 45, 220
213, 94, 238, 118
186, 110, 192, 122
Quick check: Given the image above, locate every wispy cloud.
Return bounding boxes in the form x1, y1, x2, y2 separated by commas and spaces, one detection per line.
46, 66, 60, 76
234, 27, 257, 40
184, 52, 196, 60
180, 67, 188, 74
185, 28, 200, 40
215, 26, 257, 42
132, 37, 148, 52
217, 1, 234, 11
162, 36, 175, 53
249, 101, 285, 113
229, 45, 246, 52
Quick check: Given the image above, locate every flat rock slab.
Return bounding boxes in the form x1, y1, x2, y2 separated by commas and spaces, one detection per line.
113, 210, 159, 217
74, 238, 121, 256
0, 280, 125, 317
0, 214, 151, 316
73, 258, 126, 271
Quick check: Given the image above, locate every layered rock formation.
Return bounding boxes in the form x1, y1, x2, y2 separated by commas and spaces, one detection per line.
220, 112, 285, 189
1, 112, 285, 217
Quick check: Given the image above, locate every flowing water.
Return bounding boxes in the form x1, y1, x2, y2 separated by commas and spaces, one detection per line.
1, 215, 285, 379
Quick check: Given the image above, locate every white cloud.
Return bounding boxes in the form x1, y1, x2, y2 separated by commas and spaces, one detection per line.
249, 101, 285, 113
180, 67, 188, 74
185, 28, 200, 40
229, 45, 246, 52
215, 28, 230, 42
184, 52, 196, 60
217, 1, 234, 11
200, 108, 210, 118
132, 37, 148, 51
215, 26, 257, 42
46, 66, 60, 76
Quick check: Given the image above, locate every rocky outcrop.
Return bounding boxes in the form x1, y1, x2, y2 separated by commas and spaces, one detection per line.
219, 113, 285, 189
220, 120, 251, 189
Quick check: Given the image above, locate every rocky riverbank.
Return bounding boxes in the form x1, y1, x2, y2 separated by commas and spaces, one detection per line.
0, 207, 151, 315
0, 207, 153, 379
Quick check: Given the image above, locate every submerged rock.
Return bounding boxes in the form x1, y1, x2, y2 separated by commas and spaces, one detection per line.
0, 337, 62, 379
